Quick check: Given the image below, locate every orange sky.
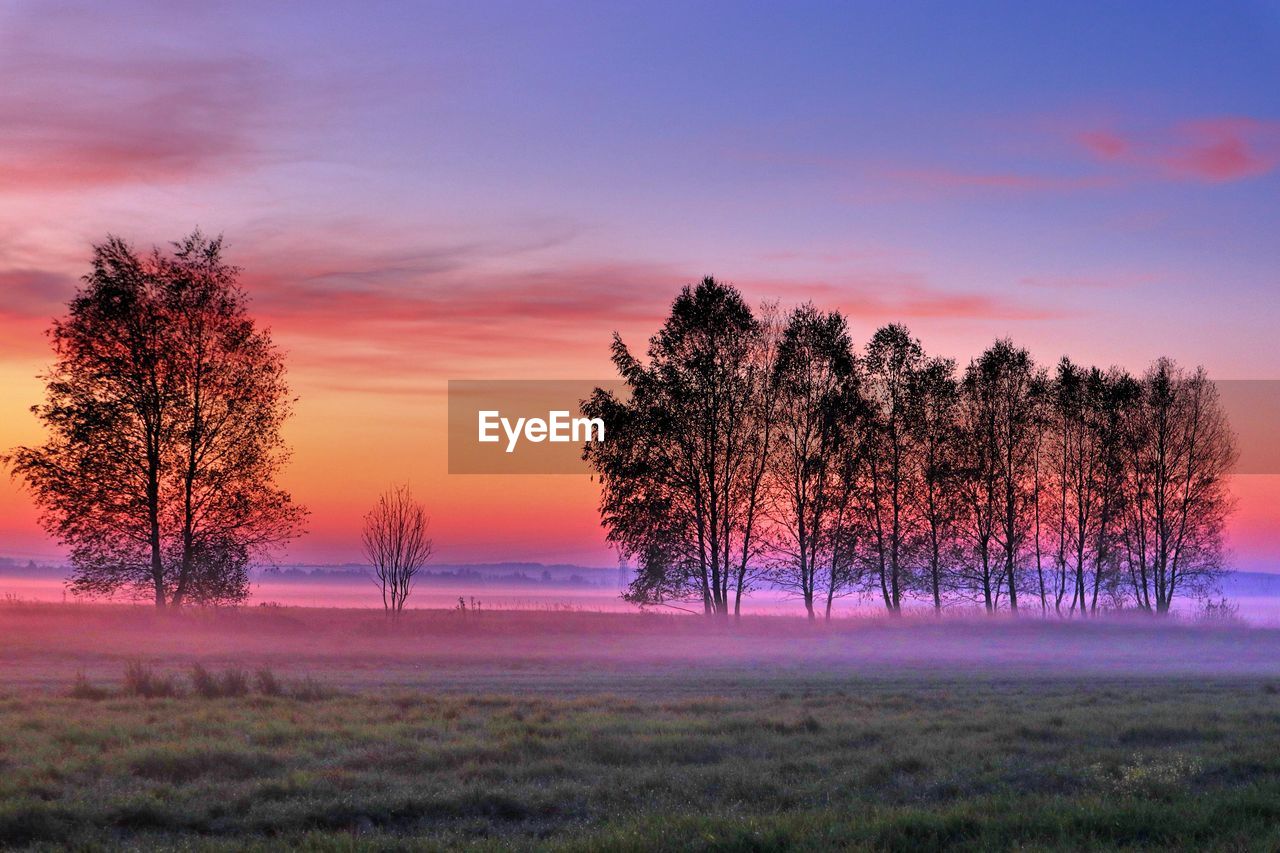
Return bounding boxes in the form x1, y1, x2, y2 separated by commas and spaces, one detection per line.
1, 2, 1278, 569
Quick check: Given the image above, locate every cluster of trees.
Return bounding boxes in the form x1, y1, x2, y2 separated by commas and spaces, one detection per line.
4, 233, 306, 608
584, 278, 1237, 619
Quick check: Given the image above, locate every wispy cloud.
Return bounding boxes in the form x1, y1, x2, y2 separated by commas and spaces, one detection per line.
0, 5, 287, 193
865, 113, 1280, 198
0, 269, 78, 355
1018, 272, 1156, 291
743, 273, 1066, 323
1074, 117, 1280, 184
0, 230, 1071, 385
886, 168, 1116, 194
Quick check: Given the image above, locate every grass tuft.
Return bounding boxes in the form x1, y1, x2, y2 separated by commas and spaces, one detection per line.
67, 672, 109, 701
122, 660, 180, 698
255, 668, 283, 696
289, 675, 338, 701
190, 664, 251, 699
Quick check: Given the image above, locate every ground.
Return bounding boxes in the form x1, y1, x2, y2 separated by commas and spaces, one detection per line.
0, 604, 1278, 850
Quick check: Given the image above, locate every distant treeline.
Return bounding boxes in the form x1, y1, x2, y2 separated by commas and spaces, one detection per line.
584, 278, 1237, 619
266, 566, 605, 587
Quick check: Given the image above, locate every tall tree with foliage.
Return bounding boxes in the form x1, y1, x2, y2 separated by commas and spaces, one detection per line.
861, 324, 926, 613
767, 304, 863, 620
966, 340, 1044, 612
1118, 359, 1236, 613
583, 278, 774, 617
907, 356, 962, 612
4, 232, 306, 607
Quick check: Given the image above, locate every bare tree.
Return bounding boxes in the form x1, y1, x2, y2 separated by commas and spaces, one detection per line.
362, 484, 433, 614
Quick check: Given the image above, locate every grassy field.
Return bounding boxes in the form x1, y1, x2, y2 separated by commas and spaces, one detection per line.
1, 605, 1279, 850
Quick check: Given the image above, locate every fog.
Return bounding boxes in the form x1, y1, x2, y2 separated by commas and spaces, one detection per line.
2, 595, 1278, 695
5, 574, 1280, 623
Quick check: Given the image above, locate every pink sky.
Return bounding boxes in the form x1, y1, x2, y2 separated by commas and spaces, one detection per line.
1, 1, 1277, 569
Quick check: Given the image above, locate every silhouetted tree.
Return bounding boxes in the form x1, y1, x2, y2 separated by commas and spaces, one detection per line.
907, 356, 962, 612
767, 305, 862, 620
1089, 368, 1140, 612
583, 278, 775, 617
362, 484, 433, 614
583, 280, 1238, 619
861, 325, 926, 613
1118, 359, 1236, 614
958, 341, 1043, 611
4, 233, 306, 607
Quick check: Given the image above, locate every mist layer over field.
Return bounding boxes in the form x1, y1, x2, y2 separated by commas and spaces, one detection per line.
1, 604, 1277, 694
6, 573, 1280, 622
3, 604, 1279, 849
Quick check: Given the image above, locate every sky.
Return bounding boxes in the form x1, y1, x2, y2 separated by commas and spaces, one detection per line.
1, 0, 1278, 568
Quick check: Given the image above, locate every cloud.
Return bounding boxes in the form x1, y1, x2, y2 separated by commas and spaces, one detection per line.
743, 273, 1065, 323
0, 7, 277, 193
0, 269, 77, 315
1017, 272, 1155, 291
1075, 130, 1130, 160
0, 230, 1070, 391
237, 242, 1071, 394
1073, 117, 1280, 184
886, 168, 1115, 194
236, 242, 684, 389
869, 114, 1280, 198
0, 269, 79, 355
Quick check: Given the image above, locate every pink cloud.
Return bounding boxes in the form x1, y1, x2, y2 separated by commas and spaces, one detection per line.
873, 113, 1280, 198
0, 1, 291, 194
736, 272, 1067, 323
1, 231, 1070, 392
0, 55, 270, 193
1162, 117, 1278, 182
1075, 130, 1129, 160
0, 269, 79, 356
1074, 116, 1280, 184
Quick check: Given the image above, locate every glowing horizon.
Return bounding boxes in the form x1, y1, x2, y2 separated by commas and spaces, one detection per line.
1, 1, 1278, 570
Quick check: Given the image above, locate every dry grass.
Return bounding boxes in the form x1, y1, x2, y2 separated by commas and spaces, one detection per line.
0, 675, 1278, 849
0, 605, 1277, 848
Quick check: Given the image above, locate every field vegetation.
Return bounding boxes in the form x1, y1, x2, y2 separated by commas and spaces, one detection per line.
0, 604, 1278, 849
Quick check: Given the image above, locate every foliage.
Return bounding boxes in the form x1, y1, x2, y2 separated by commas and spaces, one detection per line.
583, 278, 774, 616
2, 232, 306, 607
587, 278, 1237, 617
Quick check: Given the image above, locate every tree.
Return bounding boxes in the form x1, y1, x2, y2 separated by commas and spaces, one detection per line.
362, 484, 433, 614
907, 357, 961, 612
1044, 358, 1093, 615
861, 324, 925, 613
767, 305, 863, 620
1118, 359, 1236, 614
583, 277, 775, 617
1088, 368, 1139, 613
956, 341, 1043, 612
4, 232, 305, 607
